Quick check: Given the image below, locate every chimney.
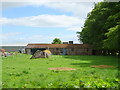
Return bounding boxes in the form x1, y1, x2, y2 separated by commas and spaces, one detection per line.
63, 42, 68, 44
69, 41, 73, 44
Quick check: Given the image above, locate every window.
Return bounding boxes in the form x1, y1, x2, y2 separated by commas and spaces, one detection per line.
87, 48, 89, 52
56, 48, 59, 50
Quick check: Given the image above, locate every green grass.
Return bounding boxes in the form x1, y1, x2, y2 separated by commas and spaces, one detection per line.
2, 54, 119, 88
0, 57, 2, 89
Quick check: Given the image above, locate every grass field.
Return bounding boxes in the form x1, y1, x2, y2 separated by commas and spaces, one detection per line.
2, 54, 119, 88
0, 57, 2, 89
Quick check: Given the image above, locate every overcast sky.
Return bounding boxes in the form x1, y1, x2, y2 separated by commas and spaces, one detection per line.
0, 0, 103, 46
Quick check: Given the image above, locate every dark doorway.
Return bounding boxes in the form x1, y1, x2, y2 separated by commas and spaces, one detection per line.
62, 48, 67, 55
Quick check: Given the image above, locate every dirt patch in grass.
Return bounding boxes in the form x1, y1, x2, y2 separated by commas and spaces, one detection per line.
90, 65, 116, 68
48, 67, 76, 71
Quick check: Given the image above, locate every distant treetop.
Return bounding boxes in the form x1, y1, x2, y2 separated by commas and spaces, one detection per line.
52, 38, 62, 44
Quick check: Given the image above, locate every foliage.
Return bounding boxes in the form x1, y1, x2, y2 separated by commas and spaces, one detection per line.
2, 54, 119, 88
103, 25, 120, 49
52, 38, 62, 44
77, 2, 120, 50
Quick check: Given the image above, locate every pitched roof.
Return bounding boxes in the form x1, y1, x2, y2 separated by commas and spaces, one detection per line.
26, 44, 91, 48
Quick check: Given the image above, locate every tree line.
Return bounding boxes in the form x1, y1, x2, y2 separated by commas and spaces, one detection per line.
77, 1, 120, 55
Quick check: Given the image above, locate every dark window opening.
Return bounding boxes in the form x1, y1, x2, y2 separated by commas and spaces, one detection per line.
56, 48, 59, 50
87, 48, 89, 52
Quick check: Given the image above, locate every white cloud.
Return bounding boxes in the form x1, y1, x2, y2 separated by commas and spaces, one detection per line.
1, 0, 103, 17
1, 0, 44, 10
66, 26, 83, 31
0, 32, 22, 40
18, 34, 78, 44
31, 34, 80, 44
19, 35, 46, 43
0, 15, 83, 27
1, 0, 103, 3
44, 2, 94, 18
1, 33, 80, 46
0, 32, 22, 45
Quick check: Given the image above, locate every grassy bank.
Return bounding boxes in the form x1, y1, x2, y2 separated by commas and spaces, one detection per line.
2, 54, 119, 88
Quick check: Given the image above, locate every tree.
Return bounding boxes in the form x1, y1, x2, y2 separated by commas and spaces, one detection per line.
77, 2, 120, 50
52, 38, 62, 44
103, 25, 120, 50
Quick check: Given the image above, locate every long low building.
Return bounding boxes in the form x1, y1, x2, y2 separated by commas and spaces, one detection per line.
1, 46, 26, 52
25, 44, 92, 55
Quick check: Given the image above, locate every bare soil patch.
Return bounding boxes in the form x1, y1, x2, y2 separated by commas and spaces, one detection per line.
48, 67, 76, 71
90, 65, 116, 68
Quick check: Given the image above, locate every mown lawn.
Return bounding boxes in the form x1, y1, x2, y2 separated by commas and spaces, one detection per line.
0, 57, 2, 89
2, 54, 119, 88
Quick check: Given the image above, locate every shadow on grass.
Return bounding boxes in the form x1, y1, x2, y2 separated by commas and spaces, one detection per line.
70, 63, 91, 67
62, 55, 119, 67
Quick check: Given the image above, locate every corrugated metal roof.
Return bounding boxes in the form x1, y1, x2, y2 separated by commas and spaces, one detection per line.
26, 44, 91, 48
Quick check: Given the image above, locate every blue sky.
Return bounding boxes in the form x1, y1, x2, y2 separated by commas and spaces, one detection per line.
3, 5, 73, 18
0, 0, 102, 46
